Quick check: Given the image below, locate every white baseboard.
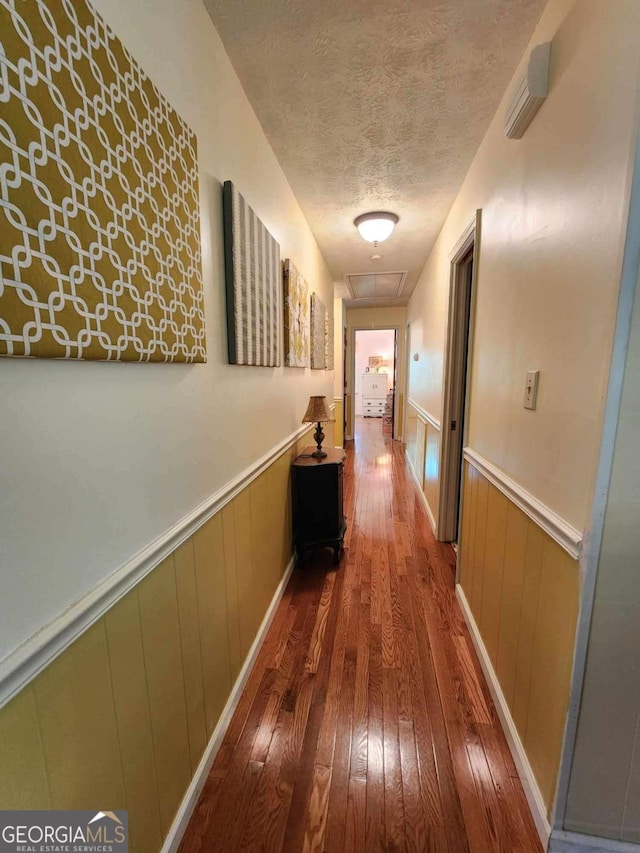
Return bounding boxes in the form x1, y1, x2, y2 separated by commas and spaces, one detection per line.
550, 830, 640, 852
160, 553, 296, 853
405, 448, 437, 534
455, 584, 551, 848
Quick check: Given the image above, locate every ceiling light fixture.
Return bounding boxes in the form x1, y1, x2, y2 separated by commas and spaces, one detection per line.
354, 211, 399, 245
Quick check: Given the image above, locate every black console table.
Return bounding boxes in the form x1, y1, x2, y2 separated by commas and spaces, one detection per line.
291, 447, 347, 564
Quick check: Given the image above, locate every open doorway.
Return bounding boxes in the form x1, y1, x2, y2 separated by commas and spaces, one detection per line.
354, 328, 397, 440
438, 211, 480, 547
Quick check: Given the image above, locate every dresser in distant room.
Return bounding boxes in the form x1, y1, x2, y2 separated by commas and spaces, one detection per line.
361, 372, 389, 417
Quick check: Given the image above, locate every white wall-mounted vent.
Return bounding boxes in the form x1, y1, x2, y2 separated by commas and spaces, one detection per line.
504, 42, 551, 140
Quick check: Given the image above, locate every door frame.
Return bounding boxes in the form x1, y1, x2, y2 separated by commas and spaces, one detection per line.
404, 321, 411, 447
347, 324, 405, 441
437, 210, 482, 549
342, 325, 348, 442
390, 329, 398, 437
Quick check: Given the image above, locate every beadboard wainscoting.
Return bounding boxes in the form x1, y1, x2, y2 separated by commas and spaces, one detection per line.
333, 397, 344, 447
457, 455, 581, 838
405, 399, 441, 532
396, 391, 404, 439
0, 426, 314, 853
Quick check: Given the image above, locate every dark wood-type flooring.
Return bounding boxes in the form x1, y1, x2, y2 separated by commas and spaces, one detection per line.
179, 418, 542, 852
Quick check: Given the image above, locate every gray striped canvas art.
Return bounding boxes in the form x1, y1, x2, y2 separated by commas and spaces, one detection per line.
223, 182, 282, 366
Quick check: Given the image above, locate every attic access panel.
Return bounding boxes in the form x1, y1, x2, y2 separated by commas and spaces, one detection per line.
344, 272, 408, 300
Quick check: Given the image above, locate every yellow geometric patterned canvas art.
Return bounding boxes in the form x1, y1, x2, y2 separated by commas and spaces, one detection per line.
0, 0, 205, 361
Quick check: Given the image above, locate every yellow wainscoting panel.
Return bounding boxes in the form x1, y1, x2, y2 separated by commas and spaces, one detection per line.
137, 555, 192, 834
0, 426, 313, 852
105, 590, 163, 853
459, 463, 472, 580
495, 502, 529, 708
233, 487, 259, 658
459, 460, 579, 814
512, 522, 545, 741
174, 540, 208, 772
397, 392, 404, 438
222, 503, 243, 682
193, 513, 233, 740
251, 468, 278, 621
34, 620, 126, 810
479, 486, 508, 665
527, 536, 580, 808
0, 686, 50, 810
423, 420, 441, 524
405, 402, 418, 470
469, 472, 489, 618
415, 418, 427, 492
334, 398, 344, 447
406, 402, 441, 531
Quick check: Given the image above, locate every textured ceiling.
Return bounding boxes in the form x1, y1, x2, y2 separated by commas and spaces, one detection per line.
203, 0, 546, 305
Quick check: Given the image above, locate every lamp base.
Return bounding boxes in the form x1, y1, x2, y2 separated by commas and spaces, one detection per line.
313, 421, 326, 458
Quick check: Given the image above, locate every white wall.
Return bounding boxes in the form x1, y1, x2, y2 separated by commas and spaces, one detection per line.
354, 329, 395, 414
562, 229, 640, 843
406, 0, 640, 530
0, 0, 334, 662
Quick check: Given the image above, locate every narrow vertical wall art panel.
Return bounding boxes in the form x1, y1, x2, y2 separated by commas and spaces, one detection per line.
310, 292, 326, 369
282, 259, 309, 367
223, 181, 281, 366
325, 310, 334, 370
0, 0, 205, 362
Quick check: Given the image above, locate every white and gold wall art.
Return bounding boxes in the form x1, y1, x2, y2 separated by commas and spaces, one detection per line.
223, 181, 281, 367
310, 292, 326, 370
283, 259, 309, 368
325, 311, 334, 370
0, 0, 205, 362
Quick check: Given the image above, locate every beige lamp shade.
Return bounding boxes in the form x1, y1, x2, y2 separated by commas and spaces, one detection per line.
302, 395, 335, 424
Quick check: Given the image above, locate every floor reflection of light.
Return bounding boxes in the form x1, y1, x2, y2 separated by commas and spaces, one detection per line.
368, 733, 384, 779
252, 729, 270, 757
376, 454, 392, 466
463, 742, 494, 783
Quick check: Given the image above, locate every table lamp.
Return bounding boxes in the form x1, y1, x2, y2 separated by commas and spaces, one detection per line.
302, 396, 335, 458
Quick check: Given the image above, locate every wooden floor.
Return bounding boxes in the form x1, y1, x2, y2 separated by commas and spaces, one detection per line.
179, 419, 542, 853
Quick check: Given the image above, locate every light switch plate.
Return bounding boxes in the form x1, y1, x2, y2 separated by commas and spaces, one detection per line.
524, 370, 539, 410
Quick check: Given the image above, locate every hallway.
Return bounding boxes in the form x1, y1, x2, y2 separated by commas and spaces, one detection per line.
179, 420, 541, 852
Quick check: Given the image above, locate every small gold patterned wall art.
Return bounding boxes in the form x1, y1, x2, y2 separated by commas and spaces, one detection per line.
325, 311, 334, 370
283, 259, 309, 368
310, 292, 326, 370
0, 0, 205, 361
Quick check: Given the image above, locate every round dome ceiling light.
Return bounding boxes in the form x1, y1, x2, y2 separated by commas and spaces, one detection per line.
354, 211, 399, 245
